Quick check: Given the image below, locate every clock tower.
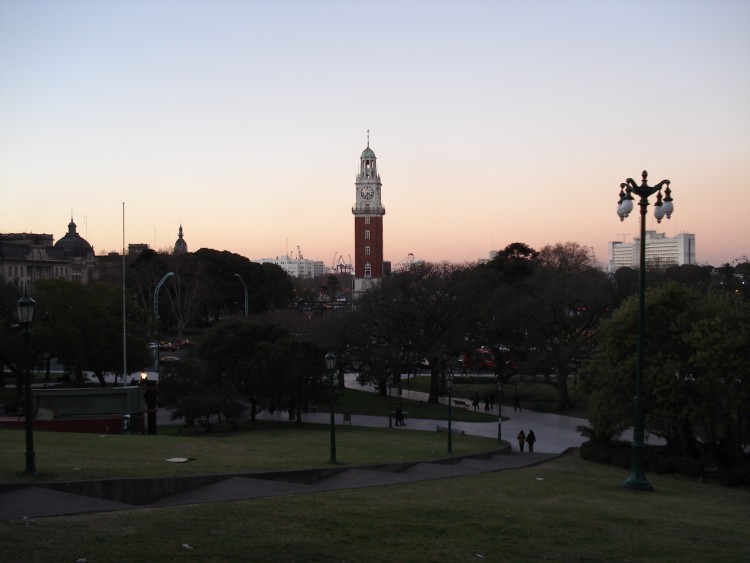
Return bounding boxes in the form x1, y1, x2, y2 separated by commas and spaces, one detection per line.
352, 136, 385, 297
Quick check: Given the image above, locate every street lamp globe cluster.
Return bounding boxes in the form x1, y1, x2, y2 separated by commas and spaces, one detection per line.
616, 170, 674, 491
617, 171, 673, 223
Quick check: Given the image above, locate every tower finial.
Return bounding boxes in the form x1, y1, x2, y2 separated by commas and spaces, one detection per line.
366, 129, 370, 147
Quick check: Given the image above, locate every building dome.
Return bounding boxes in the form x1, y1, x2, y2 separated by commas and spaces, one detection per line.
54, 217, 94, 258
361, 146, 376, 159
173, 224, 188, 254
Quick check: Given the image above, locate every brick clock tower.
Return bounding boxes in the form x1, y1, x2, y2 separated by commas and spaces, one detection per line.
352, 137, 385, 298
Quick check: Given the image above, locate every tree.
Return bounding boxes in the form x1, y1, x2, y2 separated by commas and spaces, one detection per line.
517, 242, 614, 410
0, 278, 26, 389
158, 358, 243, 431
195, 319, 324, 424
32, 280, 151, 385
359, 262, 475, 402
581, 282, 750, 468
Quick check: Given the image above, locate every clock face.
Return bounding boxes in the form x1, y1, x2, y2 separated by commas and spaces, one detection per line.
360, 186, 374, 199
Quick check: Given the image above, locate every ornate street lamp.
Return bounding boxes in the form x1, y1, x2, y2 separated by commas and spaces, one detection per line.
17, 293, 36, 475
497, 379, 504, 444
446, 373, 453, 454
324, 352, 338, 463
617, 170, 673, 491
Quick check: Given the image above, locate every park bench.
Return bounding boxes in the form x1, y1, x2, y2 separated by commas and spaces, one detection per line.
453, 399, 470, 409
343, 412, 352, 426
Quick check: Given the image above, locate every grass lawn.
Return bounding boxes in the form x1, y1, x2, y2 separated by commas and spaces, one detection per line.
405, 375, 588, 417
0, 421, 500, 483
1, 450, 747, 562
334, 387, 496, 422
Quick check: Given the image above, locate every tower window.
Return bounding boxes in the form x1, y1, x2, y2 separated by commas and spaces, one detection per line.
365, 216, 370, 225
365, 246, 371, 255
365, 264, 372, 277
364, 230, 370, 240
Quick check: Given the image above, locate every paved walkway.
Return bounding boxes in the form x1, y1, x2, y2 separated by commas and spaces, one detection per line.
0, 377, 588, 521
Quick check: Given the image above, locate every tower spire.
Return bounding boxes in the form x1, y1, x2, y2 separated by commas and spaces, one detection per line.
366, 129, 370, 147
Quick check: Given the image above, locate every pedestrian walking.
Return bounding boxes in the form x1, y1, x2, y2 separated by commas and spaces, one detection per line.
395, 404, 406, 426
513, 393, 521, 412
484, 393, 490, 411
472, 392, 480, 411
517, 430, 526, 452
527, 429, 536, 452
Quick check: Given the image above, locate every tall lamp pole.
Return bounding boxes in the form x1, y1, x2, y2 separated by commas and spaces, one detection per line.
17, 293, 36, 475
387, 375, 393, 429
153, 272, 174, 375
617, 170, 673, 491
324, 352, 338, 464
234, 274, 248, 317
447, 374, 453, 454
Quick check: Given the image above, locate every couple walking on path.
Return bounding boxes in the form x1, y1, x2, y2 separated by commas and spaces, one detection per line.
516, 429, 536, 452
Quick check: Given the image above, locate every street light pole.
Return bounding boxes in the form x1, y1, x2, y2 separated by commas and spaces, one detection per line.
387, 375, 393, 429
17, 293, 36, 475
153, 272, 174, 376
234, 274, 248, 317
617, 170, 673, 491
447, 374, 453, 454
324, 352, 337, 464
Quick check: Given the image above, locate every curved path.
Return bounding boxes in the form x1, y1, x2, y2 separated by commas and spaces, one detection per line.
0, 377, 588, 521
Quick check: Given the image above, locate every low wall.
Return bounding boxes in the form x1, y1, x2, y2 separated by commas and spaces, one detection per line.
33, 387, 145, 416
0, 414, 144, 434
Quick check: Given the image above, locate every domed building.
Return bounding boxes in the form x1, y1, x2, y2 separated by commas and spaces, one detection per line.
173, 224, 188, 255
53, 216, 96, 283
0, 216, 96, 290
54, 217, 94, 259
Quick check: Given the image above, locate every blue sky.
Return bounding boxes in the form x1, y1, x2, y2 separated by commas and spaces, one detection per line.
1, 0, 748, 267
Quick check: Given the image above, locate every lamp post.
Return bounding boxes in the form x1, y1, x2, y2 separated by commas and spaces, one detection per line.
617, 170, 673, 491
387, 375, 393, 429
446, 374, 453, 454
497, 379, 504, 444
17, 293, 36, 475
324, 352, 337, 464
234, 274, 248, 317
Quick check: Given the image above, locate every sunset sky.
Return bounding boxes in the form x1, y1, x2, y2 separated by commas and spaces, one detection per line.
2, 1, 748, 269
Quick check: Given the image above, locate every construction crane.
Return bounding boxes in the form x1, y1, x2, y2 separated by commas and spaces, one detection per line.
331, 251, 338, 271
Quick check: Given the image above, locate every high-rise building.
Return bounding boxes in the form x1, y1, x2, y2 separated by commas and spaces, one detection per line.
608, 231, 696, 272
352, 137, 385, 297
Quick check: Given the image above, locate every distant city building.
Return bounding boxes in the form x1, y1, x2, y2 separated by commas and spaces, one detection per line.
0, 216, 96, 291
254, 256, 326, 279
608, 231, 696, 272
173, 224, 188, 254
352, 136, 386, 298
